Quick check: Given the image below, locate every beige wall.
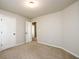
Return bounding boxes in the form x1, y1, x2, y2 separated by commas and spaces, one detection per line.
32, 11, 64, 47
63, 1, 79, 57
32, 1, 79, 57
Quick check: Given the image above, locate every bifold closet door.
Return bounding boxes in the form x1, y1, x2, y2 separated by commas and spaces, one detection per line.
0, 16, 2, 51
1, 15, 16, 50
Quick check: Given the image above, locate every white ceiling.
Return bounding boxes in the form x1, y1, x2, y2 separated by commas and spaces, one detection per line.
0, 0, 77, 19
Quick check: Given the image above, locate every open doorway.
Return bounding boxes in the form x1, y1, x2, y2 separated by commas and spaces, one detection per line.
32, 22, 37, 41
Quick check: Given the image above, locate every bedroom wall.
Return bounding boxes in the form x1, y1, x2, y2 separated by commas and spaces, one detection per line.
32, 11, 64, 47
63, 1, 79, 57
32, 1, 79, 57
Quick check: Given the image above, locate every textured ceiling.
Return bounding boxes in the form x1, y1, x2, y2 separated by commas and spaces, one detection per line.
0, 0, 77, 19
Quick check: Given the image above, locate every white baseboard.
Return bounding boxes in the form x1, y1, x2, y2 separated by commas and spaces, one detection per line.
16, 42, 25, 46
38, 41, 79, 58
26, 38, 32, 43
0, 42, 25, 52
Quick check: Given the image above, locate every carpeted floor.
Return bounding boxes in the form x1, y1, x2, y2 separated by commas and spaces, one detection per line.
0, 41, 78, 59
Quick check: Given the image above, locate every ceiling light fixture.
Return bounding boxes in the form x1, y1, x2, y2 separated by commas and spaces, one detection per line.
24, 0, 39, 8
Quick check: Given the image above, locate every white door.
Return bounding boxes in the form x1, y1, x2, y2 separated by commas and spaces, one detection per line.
26, 21, 32, 43
0, 15, 2, 51
1, 15, 16, 50
0, 31, 1, 51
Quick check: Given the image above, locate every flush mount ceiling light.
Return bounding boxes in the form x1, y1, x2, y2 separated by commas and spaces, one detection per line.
24, 0, 39, 8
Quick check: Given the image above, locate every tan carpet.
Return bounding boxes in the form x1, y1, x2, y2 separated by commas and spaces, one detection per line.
0, 41, 78, 59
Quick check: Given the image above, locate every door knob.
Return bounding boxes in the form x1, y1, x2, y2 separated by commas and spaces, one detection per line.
1, 32, 3, 34
13, 33, 16, 35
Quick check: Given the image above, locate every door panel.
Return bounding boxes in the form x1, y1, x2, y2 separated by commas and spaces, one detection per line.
0, 15, 2, 51
26, 21, 32, 42
1, 15, 16, 50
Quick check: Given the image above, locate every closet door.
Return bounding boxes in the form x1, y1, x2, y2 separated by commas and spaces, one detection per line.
0, 15, 2, 51
0, 30, 1, 51
1, 15, 16, 50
